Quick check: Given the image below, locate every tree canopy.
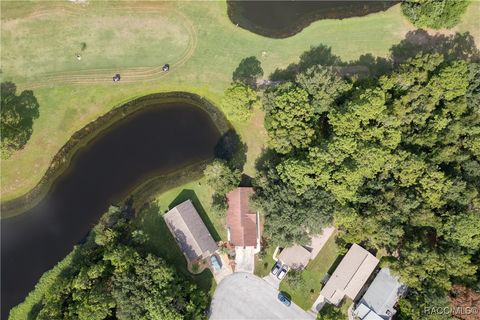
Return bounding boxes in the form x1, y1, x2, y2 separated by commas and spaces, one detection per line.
255, 54, 480, 319
401, 0, 470, 29
15, 206, 208, 320
232, 56, 264, 86
1, 82, 40, 158
204, 159, 241, 216
221, 82, 259, 122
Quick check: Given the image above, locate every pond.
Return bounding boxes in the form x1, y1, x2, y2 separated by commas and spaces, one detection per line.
227, 0, 399, 38
1, 94, 223, 318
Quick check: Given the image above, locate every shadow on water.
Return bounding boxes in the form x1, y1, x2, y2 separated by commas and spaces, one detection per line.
169, 189, 221, 242
1, 97, 223, 318
227, 0, 399, 39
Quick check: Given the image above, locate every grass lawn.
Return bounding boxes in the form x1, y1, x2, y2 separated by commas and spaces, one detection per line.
254, 243, 277, 278
279, 234, 341, 310
3, 0, 471, 200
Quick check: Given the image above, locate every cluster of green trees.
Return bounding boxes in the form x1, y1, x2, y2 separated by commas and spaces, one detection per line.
254, 54, 480, 319
11, 206, 208, 320
1, 82, 40, 159
203, 159, 241, 215
221, 56, 263, 122
401, 0, 470, 29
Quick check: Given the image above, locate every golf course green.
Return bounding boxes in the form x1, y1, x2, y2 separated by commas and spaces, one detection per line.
1, 0, 478, 202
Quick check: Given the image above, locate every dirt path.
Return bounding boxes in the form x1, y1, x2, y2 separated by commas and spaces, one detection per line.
19, 3, 198, 90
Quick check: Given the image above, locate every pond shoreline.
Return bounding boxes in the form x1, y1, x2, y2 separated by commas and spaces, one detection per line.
2, 93, 230, 318
1, 92, 230, 218
227, 1, 399, 39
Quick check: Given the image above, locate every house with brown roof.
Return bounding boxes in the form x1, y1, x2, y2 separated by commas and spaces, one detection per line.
226, 187, 260, 250
164, 199, 218, 264
320, 243, 379, 306
226, 187, 260, 273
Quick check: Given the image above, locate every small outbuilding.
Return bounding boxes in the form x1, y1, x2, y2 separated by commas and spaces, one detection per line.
277, 245, 311, 270
320, 243, 379, 306
163, 199, 218, 263
353, 268, 407, 320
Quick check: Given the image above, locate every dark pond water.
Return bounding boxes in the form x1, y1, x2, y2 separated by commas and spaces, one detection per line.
227, 0, 399, 38
1, 101, 221, 318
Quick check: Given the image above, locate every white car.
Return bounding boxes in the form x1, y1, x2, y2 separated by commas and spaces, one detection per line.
277, 265, 289, 280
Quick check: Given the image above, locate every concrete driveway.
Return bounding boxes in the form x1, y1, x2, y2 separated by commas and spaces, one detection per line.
209, 273, 313, 320
234, 247, 255, 273
263, 273, 281, 289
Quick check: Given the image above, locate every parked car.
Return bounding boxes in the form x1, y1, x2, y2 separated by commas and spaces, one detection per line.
210, 255, 222, 272
277, 265, 289, 280
271, 261, 282, 276
277, 292, 291, 307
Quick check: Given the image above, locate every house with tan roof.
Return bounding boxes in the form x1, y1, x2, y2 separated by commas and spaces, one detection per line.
320, 243, 379, 306
226, 187, 260, 273
163, 199, 218, 264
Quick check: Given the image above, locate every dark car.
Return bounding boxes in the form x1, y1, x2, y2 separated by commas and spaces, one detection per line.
271, 261, 281, 276
162, 64, 170, 72
112, 74, 121, 82
277, 292, 291, 307
277, 265, 289, 280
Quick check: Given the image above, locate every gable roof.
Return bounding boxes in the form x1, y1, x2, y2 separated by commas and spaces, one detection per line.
320, 244, 379, 305
164, 200, 218, 262
356, 268, 406, 319
278, 245, 311, 270
226, 187, 258, 247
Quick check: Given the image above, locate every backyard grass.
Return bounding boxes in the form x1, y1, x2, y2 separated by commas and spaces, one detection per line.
135, 176, 223, 294
279, 234, 341, 310
1, 1, 478, 201
254, 243, 277, 278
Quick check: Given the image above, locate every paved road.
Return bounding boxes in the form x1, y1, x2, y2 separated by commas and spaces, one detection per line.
210, 273, 313, 320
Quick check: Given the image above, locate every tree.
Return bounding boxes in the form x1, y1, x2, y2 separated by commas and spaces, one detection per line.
1, 82, 40, 158
284, 269, 305, 289
263, 83, 316, 154
401, 0, 470, 29
253, 163, 335, 246
23, 206, 208, 320
255, 53, 480, 319
232, 56, 263, 86
203, 159, 241, 195
295, 65, 352, 114
317, 304, 345, 320
211, 193, 228, 216
221, 82, 259, 121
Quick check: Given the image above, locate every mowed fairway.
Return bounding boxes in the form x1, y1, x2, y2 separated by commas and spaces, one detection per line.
1, 1, 478, 201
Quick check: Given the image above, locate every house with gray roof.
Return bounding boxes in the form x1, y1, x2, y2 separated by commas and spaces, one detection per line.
320, 243, 379, 306
163, 199, 218, 263
353, 268, 407, 320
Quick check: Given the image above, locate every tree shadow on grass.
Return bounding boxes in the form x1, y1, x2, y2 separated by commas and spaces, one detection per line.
390, 29, 480, 65
232, 56, 264, 87
269, 31, 479, 83
214, 129, 247, 172
169, 189, 221, 242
